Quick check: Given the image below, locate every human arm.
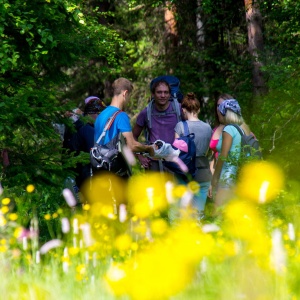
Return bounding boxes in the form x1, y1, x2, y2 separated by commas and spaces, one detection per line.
122, 131, 154, 157
210, 131, 233, 193
132, 122, 152, 167
209, 152, 216, 175
174, 121, 183, 140
132, 123, 144, 141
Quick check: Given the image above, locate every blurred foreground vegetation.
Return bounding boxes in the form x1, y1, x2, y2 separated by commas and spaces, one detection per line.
1, 161, 300, 299
1, 3, 300, 298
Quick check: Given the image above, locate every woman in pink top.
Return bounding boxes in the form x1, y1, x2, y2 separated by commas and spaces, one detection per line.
209, 94, 228, 174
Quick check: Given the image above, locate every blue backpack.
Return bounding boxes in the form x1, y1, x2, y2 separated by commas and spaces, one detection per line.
164, 121, 197, 182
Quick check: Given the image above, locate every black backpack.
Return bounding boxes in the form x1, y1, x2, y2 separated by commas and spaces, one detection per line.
164, 121, 197, 182
90, 111, 131, 177
229, 124, 263, 159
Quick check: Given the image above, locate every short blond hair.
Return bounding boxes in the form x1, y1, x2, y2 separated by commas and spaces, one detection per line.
112, 78, 133, 96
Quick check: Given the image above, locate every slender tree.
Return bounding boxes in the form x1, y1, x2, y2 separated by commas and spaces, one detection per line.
244, 0, 266, 96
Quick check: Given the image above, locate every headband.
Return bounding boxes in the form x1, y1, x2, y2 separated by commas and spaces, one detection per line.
218, 99, 241, 116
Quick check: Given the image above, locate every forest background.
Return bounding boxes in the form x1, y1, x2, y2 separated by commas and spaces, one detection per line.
1, 0, 300, 237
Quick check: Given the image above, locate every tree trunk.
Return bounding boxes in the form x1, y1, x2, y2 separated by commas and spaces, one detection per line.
244, 0, 267, 96
196, 0, 205, 47
164, 1, 178, 63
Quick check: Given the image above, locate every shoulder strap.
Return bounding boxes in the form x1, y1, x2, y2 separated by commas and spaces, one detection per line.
96, 110, 122, 144
227, 124, 245, 136
147, 98, 181, 129
144, 100, 154, 143
146, 100, 154, 129
145, 98, 181, 143
182, 121, 190, 136
171, 98, 182, 123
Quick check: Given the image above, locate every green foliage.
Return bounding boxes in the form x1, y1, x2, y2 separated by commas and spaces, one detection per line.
0, 0, 123, 237
111, 0, 254, 126
246, 0, 300, 181
1, 0, 300, 240
250, 76, 300, 182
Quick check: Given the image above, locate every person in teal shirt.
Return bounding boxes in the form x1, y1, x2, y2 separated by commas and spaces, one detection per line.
210, 99, 252, 208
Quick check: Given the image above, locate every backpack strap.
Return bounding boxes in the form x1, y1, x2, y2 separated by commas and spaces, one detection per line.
182, 121, 190, 136
96, 110, 122, 144
146, 99, 154, 129
145, 100, 154, 143
172, 98, 182, 124
228, 124, 245, 136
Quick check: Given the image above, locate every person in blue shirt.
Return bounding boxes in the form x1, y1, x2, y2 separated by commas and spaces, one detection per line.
94, 78, 154, 161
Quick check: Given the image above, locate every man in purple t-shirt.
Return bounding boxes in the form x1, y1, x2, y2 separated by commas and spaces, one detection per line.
133, 80, 183, 171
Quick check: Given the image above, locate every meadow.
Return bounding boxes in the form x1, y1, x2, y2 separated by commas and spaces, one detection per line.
0, 160, 298, 300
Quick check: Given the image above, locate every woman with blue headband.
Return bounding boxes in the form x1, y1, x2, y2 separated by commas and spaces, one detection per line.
209, 98, 251, 208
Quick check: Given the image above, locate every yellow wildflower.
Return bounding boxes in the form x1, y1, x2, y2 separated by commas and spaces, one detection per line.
26, 184, 35, 193
1, 206, 9, 214
82, 204, 90, 211
75, 264, 88, 281
0, 245, 7, 252
223, 200, 271, 257
236, 161, 284, 203
76, 264, 86, 274
114, 234, 132, 251
13, 227, 24, 238
81, 173, 126, 206
44, 214, 51, 220
173, 184, 187, 198
2, 198, 10, 205
187, 181, 200, 194
8, 213, 18, 221
150, 218, 169, 236
131, 242, 139, 251
106, 220, 211, 300
68, 247, 80, 256
127, 172, 172, 218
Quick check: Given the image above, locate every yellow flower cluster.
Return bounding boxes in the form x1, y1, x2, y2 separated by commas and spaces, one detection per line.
236, 161, 284, 203
1, 159, 296, 299
127, 172, 173, 218
105, 220, 215, 299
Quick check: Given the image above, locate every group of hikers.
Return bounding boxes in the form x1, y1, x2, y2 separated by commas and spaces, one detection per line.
63, 76, 253, 219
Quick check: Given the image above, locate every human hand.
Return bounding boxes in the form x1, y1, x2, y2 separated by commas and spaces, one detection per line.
137, 154, 151, 168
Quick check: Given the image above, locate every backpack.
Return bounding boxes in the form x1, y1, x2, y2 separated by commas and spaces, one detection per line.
145, 75, 183, 143
164, 121, 197, 182
90, 111, 131, 177
229, 124, 263, 159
